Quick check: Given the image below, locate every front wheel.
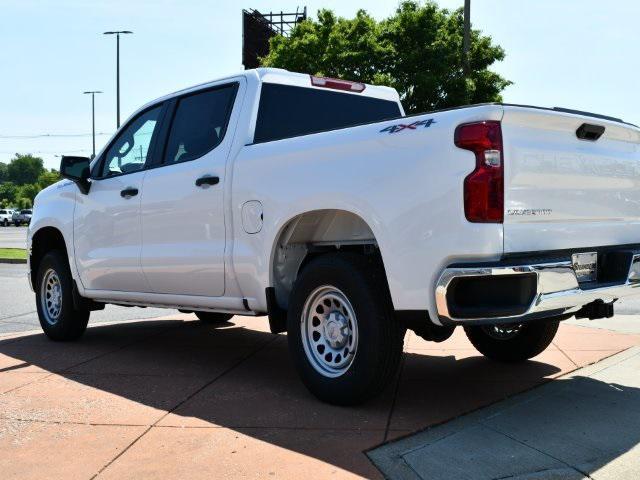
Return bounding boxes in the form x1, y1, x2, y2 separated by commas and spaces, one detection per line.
464, 320, 559, 363
287, 253, 404, 405
35, 250, 89, 341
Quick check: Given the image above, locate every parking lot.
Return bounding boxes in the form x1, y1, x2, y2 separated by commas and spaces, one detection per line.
0, 226, 27, 249
0, 264, 171, 334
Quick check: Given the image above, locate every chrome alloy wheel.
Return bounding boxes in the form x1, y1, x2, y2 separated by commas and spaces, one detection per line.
40, 268, 63, 325
482, 323, 523, 340
300, 285, 359, 378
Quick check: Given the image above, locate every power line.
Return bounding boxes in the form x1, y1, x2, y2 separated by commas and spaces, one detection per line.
0, 149, 90, 155
0, 132, 113, 139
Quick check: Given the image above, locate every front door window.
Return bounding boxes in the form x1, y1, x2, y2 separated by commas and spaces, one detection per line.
99, 106, 162, 178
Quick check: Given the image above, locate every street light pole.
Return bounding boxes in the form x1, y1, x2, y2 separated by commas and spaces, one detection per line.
83, 91, 102, 158
103, 30, 133, 129
463, 0, 471, 76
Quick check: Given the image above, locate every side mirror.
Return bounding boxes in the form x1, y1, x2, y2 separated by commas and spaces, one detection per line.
60, 156, 91, 194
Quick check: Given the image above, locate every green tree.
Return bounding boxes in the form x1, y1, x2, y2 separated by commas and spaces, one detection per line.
37, 169, 61, 189
6, 154, 45, 186
0, 162, 7, 182
0, 182, 17, 204
16, 183, 40, 204
261, 1, 511, 113
15, 197, 32, 209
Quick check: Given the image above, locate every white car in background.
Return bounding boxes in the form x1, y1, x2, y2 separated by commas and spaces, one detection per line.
12, 209, 32, 226
0, 209, 14, 227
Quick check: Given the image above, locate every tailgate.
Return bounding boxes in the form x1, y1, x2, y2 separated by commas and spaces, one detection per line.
502, 106, 640, 253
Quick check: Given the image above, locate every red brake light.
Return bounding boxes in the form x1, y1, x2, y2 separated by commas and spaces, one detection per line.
454, 121, 504, 223
310, 75, 366, 93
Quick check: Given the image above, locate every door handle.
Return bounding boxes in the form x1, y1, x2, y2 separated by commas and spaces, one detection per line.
120, 187, 139, 198
195, 175, 220, 187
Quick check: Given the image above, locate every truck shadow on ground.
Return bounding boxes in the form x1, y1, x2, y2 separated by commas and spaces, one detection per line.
0, 317, 637, 478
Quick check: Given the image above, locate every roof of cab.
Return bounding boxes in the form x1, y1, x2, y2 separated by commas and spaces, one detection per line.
254, 68, 401, 103
138, 68, 401, 113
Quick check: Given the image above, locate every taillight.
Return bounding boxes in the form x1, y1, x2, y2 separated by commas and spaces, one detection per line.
310, 75, 366, 93
454, 121, 504, 223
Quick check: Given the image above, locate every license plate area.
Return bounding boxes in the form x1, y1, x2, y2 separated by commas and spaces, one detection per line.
572, 252, 598, 283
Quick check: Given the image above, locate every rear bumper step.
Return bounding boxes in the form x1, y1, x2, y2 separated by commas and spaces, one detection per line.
436, 254, 640, 324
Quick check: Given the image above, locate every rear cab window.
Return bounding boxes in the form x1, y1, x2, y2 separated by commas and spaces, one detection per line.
163, 84, 238, 165
253, 83, 402, 144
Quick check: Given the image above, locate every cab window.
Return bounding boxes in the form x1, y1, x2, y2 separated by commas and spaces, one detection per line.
98, 105, 163, 178
254, 83, 402, 143
163, 84, 237, 165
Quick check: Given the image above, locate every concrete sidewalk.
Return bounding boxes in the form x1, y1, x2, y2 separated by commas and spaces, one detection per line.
0, 314, 638, 479
369, 346, 640, 480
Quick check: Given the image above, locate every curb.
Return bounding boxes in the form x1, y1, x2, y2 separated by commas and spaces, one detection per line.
0, 258, 27, 264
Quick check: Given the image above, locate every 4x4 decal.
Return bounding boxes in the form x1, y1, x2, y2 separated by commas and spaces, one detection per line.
380, 118, 436, 134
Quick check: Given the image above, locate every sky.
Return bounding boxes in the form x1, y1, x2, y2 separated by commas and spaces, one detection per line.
1, 0, 639, 170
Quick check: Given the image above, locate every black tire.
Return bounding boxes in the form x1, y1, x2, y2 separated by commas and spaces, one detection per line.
464, 320, 560, 363
14, 221, 19, 227
287, 252, 405, 406
194, 312, 234, 324
35, 250, 89, 341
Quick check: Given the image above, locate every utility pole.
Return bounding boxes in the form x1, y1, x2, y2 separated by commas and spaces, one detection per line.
103, 30, 133, 129
463, 0, 471, 76
83, 91, 102, 158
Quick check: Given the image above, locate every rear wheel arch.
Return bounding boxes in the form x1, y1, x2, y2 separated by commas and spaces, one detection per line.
269, 209, 390, 312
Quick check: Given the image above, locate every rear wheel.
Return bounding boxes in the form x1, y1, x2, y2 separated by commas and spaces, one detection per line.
464, 320, 559, 362
35, 250, 89, 341
287, 253, 404, 405
194, 312, 233, 324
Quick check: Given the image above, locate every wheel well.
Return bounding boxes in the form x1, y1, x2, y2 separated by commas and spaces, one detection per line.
271, 209, 384, 310
30, 227, 67, 287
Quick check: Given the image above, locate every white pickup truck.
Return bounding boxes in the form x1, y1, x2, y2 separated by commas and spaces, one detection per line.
28, 68, 640, 405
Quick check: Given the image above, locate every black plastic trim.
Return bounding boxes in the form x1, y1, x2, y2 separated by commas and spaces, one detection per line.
265, 287, 287, 334
447, 273, 538, 319
439, 309, 572, 327
119, 188, 139, 198
195, 176, 220, 187
554, 107, 622, 124
576, 123, 605, 141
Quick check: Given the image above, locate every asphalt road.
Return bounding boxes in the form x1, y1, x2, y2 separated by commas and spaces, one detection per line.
0, 264, 172, 334
0, 225, 27, 249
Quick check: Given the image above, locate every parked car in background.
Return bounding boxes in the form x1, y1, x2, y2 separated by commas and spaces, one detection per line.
12, 209, 32, 226
0, 209, 14, 226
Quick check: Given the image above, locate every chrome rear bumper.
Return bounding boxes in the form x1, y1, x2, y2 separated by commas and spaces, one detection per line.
435, 254, 640, 324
